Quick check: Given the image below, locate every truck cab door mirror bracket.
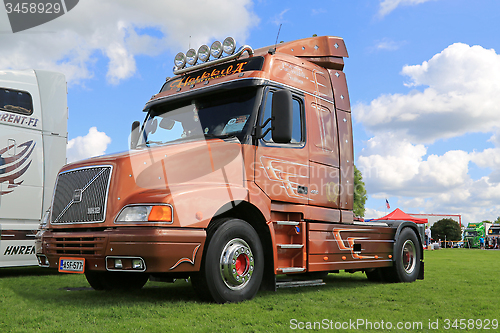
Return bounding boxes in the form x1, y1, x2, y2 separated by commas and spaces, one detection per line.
255, 116, 274, 140
130, 121, 140, 149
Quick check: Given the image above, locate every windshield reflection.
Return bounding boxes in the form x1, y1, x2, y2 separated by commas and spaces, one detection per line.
138, 88, 259, 147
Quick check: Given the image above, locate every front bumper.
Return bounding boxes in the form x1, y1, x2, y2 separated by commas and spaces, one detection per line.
36, 227, 206, 273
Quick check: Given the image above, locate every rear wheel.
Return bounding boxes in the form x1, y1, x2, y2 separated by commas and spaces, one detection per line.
191, 218, 264, 303
384, 228, 421, 282
85, 271, 149, 290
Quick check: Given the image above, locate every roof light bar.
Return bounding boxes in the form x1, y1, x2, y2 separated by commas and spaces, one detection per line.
173, 37, 254, 75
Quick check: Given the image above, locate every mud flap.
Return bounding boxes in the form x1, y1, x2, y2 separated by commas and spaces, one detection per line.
418, 260, 424, 280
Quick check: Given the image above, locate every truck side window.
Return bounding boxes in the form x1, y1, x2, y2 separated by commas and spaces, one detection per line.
261, 90, 303, 144
0, 87, 33, 115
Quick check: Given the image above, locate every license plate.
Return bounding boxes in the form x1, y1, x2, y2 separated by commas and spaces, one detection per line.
59, 257, 85, 273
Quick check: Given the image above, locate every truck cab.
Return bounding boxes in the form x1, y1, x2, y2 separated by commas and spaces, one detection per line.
486, 223, 499, 248
463, 222, 491, 248
37, 36, 423, 303
0, 69, 67, 267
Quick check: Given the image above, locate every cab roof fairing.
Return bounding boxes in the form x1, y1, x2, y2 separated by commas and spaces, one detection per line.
146, 36, 347, 109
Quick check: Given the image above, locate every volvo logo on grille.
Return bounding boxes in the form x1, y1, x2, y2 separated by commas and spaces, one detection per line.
73, 189, 83, 203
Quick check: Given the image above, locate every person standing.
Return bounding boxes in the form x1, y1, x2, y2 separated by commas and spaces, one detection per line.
425, 226, 432, 247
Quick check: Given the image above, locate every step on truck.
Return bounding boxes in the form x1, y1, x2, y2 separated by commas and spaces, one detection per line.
36, 36, 424, 303
1, 69, 67, 267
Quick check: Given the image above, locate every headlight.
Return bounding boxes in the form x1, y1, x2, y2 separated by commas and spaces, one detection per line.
197, 44, 210, 62
115, 205, 173, 223
210, 40, 223, 59
222, 37, 236, 55
185, 48, 198, 66
174, 52, 186, 69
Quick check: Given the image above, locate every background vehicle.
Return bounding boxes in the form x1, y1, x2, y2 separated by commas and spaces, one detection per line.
463, 222, 491, 248
0, 69, 67, 267
486, 223, 500, 248
37, 36, 423, 303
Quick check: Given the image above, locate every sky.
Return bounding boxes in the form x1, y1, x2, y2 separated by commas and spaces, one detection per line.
1, 0, 500, 223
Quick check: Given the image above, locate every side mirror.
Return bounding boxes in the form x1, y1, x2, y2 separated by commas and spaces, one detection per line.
130, 121, 140, 149
271, 89, 293, 143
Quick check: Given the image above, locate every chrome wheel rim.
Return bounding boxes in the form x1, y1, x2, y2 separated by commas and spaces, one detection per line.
220, 238, 254, 290
401, 239, 416, 274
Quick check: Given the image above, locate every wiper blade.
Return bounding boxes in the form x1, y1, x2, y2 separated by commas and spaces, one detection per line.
137, 140, 164, 147
203, 133, 235, 139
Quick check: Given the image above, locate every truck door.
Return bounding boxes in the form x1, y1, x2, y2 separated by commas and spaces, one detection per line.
0, 82, 43, 266
307, 97, 340, 209
254, 88, 308, 205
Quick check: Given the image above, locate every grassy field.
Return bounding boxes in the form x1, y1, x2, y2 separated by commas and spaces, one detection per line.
1, 249, 499, 332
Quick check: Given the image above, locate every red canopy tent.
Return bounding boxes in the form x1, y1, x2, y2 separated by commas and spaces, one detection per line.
372, 208, 428, 224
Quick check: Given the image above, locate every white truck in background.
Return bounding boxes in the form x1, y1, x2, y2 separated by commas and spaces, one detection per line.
0, 69, 67, 267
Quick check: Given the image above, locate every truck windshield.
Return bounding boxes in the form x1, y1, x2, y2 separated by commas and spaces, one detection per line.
137, 87, 258, 147
490, 228, 500, 235
464, 231, 477, 237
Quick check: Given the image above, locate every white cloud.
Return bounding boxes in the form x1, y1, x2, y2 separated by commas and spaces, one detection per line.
0, 0, 258, 85
271, 8, 290, 26
355, 42, 500, 221
355, 43, 500, 144
378, 0, 436, 17
66, 127, 112, 163
371, 38, 406, 52
357, 134, 471, 196
359, 132, 500, 221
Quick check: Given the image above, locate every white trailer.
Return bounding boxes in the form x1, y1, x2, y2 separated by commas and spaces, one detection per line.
0, 69, 67, 267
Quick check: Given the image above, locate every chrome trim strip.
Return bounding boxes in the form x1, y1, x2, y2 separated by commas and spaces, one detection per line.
278, 244, 304, 249
279, 267, 306, 273
276, 221, 300, 226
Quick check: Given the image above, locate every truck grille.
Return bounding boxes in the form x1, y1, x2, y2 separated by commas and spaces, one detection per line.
47, 235, 107, 256
51, 166, 112, 224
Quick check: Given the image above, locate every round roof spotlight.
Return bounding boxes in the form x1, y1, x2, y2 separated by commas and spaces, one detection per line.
174, 52, 186, 69
186, 48, 198, 66
198, 45, 210, 62
210, 41, 223, 59
222, 37, 236, 55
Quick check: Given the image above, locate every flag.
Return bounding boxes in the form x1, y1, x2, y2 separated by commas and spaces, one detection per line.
385, 199, 390, 209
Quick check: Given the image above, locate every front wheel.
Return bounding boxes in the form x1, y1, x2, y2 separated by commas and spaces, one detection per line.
191, 218, 264, 303
85, 271, 149, 290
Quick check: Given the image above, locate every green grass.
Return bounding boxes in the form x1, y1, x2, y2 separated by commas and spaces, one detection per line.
1, 249, 499, 332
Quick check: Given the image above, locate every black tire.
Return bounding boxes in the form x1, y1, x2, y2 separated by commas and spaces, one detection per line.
384, 228, 421, 283
365, 268, 384, 282
85, 271, 149, 291
191, 218, 264, 303
85, 271, 106, 290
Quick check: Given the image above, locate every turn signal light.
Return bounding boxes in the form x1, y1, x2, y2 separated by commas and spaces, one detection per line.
148, 205, 173, 222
